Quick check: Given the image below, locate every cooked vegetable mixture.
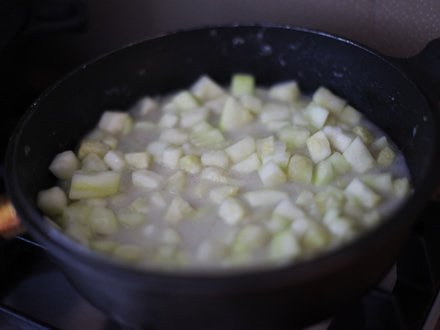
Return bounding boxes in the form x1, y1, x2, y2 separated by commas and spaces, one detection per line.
37, 74, 412, 270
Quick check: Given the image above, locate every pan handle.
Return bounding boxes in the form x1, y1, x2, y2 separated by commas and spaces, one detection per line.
392, 38, 440, 111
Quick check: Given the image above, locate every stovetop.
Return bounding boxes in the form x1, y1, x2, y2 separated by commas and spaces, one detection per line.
1, 12, 440, 329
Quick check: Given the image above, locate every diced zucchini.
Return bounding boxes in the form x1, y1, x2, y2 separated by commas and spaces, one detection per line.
190, 75, 225, 101
219, 96, 254, 131
262, 142, 290, 170
179, 155, 202, 174
268, 230, 301, 261
304, 103, 329, 129
287, 154, 313, 184
180, 107, 209, 128
151, 192, 168, 208
243, 190, 288, 207
49, 150, 80, 180
343, 137, 375, 173
256, 136, 275, 159
161, 228, 181, 245
225, 137, 256, 163
231, 73, 255, 96
78, 140, 110, 159
312, 87, 346, 113
278, 125, 311, 150
323, 126, 353, 152
158, 113, 179, 128
89, 206, 118, 235
147, 141, 169, 163
239, 94, 263, 114
81, 154, 108, 172
159, 128, 189, 145
345, 178, 381, 208
370, 136, 389, 153
361, 173, 393, 193
260, 103, 290, 123
102, 135, 118, 149
204, 95, 229, 114
70, 171, 120, 199
268, 81, 300, 103
313, 159, 335, 186
37, 186, 67, 216
167, 170, 187, 193
209, 185, 239, 204
201, 167, 229, 183
133, 97, 158, 117
130, 197, 150, 213
124, 152, 150, 169
89, 240, 117, 254
306, 131, 332, 163
190, 127, 225, 148
196, 240, 227, 261
339, 105, 361, 125
103, 150, 125, 171
258, 161, 287, 187
172, 91, 200, 111
134, 120, 156, 131
231, 153, 261, 174
266, 215, 291, 233
302, 222, 331, 251
132, 169, 163, 190
219, 198, 246, 225
327, 152, 351, 175
162, 146, 183, 170
98, 111, 131, 135
314, 188, 345, 213
266, 120, 290, 132
377, 146, 396, 167
165, 196, 194, 224
116, 209, 145, 228
201, 150, 230, 169
353, 126, 374, 144
232, 225, 268, 254
273, 199, 305, 220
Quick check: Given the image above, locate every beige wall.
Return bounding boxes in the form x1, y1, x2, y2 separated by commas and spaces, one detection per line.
62, 0, 440, 60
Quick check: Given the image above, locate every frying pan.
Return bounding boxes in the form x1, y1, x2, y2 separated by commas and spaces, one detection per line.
5, 25, 440, 329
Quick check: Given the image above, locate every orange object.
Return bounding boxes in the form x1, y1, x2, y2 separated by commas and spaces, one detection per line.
0, 196, 23, 238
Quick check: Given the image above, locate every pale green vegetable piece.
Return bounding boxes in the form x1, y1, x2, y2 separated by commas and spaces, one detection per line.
343, 137, 375, 173
327, 152, 351, 175
132, 97, 158, 117
232, 225, 268, 254
260, 103, 290, 123
243, 190, 288, 207
89, 207, 118, 235
273, 199, 305, 220
190, 75, 225, 101
162, 146, 183, 170
345, 178, 381, 208
323, 126, 353, 152
179, 155, 202, 174
147, 141, 169, 163
102, 135, 118, 149
161, 228, 181, 245
78, 140, 110, 159
209, 185, 239, 204
124, 152, 150, 169
278, 125, 311, 150
167, 170, 187, 193
258, 161, 287, 187
231, 153, 261, 174
201, 150, 230, 169
81, 154, 108, 172
231, 73, 255, 96
312, 87, 346, 113
196, 240, 227, 261
134, 120, 156, 131
103, 150, 125, 171
266, 120, 290, 132
377, 146, 396, 167
306, 131, 332, 163
268, 80, 300, 103
239, 94, 263, 114
219, 96, 254, 131
225, 137, 256, 163
89, 240, 117, 254
313, 159, 335, 186
37, 186, 67, 217
180, 107, 209, 128
218, 198, 246, 225
266, 215, 291, 233
171, 91, 199, 111
70, 171, 120, 199
353, 126, 374, 144
268, 230, 301, 261
190, 128, 225, 148
288, 154, 314, 184
165, 196, 194, 224
132, 169, 163, 190
302, 222, 331, 251
201, 167, 229, 183
158, 113, 179, 128
98, 111, 131, 135
49, 150, 80, 180
150, 192, 168, 208
256, 136, 275, 159
339, 105, 361, 125
204, 94, 228, 114
116, 209, 145, 228
361, 173, 393, 193
130, 197, 150, 213
304, 103, 329, 129
159, 128, 188, 145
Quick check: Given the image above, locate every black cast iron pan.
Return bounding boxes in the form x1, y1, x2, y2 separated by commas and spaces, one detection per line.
5, 25, 440, 329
